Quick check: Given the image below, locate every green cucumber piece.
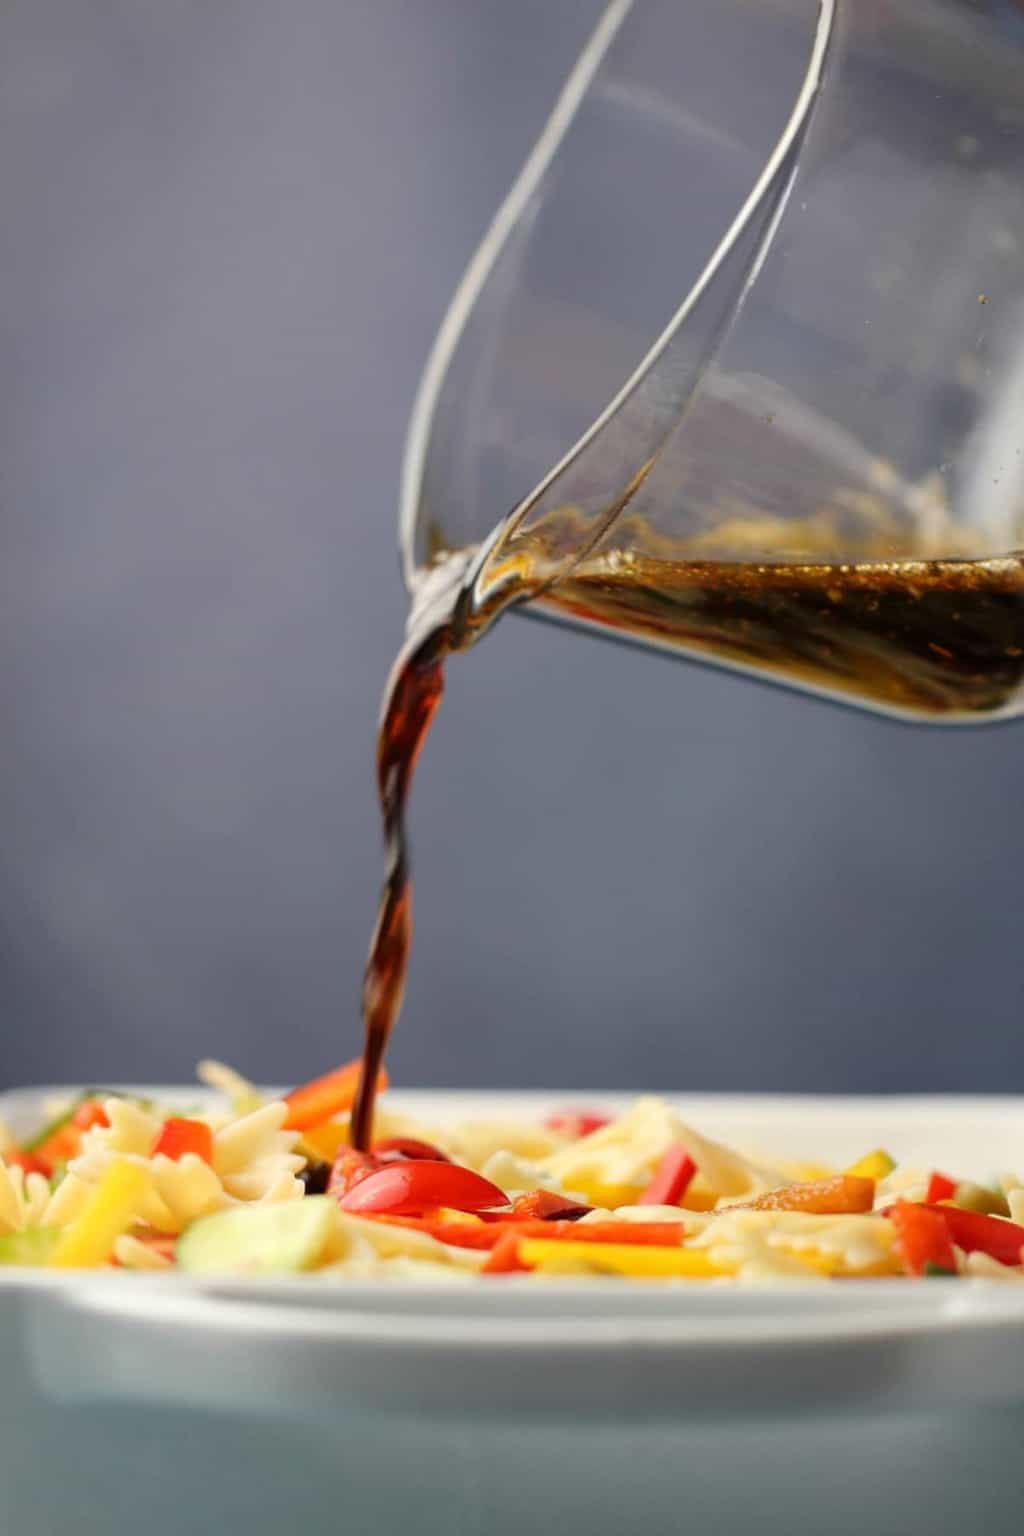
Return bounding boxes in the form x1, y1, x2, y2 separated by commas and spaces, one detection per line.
0, 1228, 60, 1266
177, 1197, 336, 1275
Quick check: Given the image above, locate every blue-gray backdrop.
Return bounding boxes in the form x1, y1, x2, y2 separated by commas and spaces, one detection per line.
2, 1, 1020, 1094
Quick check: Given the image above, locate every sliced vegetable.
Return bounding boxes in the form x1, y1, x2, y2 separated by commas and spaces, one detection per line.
328, 1147, 385, 1198
300, 1120, 350, 1163
22, 1102, 80, 1155
724, 1175, 875, 1216
639, 1146, 697, 1207
367, 1216, 687, 1251
337, 1160, 508, 1217
151, 1118, 214, 1164
844, 1149, 895, 1181
284, 1059, 388, 1133
921, 1203, 1024, 1267
925, 1171, 957, 1204
72, 1101, 111, 1133
543, 1108, 613, 1140
951, 1181, 1010, 1217
888, 1201, 957, 1277
178, 1197, 336, 1275
509, 1189, 591, 1221
517, 1238, 726, 1279
481, 1231, 531, 1275
49, 1160, 149, 1269
4, 1149, 47, 1177
0, 1228, 60, 1266
373, 1137, 451, 1163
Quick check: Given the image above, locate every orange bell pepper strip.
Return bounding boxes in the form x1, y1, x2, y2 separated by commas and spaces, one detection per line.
481, 1231, 532, 1274
888, 1201, 957, 1276
73, 1101, 111, 1133
152, 1118, 214, 1164
723, 1175, 875, 1215
284, 1059, 388, 1132
5, 1148, 48, 1177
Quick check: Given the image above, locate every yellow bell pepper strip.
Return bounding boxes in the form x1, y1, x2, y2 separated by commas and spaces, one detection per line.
49, 1160, 150, 1268
639, 1146, 697, 1207
723, 1175, 875, 1216
284, 1058, 389, 1133
844, 1149, 896, 1181
888, 1201, 957, 1277
299, 1120, 350, 1164
517, 1238, 729, 1279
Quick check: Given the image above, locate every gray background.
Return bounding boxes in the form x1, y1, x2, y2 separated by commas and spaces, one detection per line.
2, 0, 1020, 1095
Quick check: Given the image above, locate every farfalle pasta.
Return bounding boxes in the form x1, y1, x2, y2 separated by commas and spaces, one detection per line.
1, 1063, 1022, 1284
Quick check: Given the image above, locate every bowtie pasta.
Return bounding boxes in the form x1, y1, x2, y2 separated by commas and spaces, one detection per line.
1, 1062, 1022, 1283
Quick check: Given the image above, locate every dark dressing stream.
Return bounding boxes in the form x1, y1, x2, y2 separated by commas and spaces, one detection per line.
350, 544, 1024, 1146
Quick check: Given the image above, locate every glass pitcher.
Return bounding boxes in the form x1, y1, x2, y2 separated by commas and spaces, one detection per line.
400, 0, 1024, 722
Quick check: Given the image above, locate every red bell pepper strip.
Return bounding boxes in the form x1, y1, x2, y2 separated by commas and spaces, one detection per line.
543, 1108, 612, 1140
337, 1160, 509, 1217
509, 1189, 592, 1221
284, 1059, 389, 1133
372, 1137, 451, 1163
888, 1201, 957, 1277
5, 1148, 48, 1177
151, 1118, 214, 1164
920, 1203, 1024, 1267
925, 1171, 957, 1204
725, 1175, 875, 1215
73, 1101, 111, 1133
368, 1215, 687, 1250
639, 1146, 697, 1207
481, 1231, 531, 1275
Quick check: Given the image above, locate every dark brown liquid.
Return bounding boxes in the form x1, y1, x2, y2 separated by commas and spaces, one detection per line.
351, 548, 1024, 1144
349, 557, 472, 1150
539, 553, 1024, 719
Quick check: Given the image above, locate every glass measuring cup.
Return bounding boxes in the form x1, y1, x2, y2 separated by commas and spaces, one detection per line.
400, 0, 1024, 721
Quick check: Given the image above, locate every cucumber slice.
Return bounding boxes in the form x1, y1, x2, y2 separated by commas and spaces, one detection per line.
177, 1197, 336, 1275
0, 1228, 60, 1266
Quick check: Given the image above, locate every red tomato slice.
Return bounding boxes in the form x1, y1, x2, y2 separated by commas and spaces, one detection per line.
337, 1160, 508, 1216
372, 1137, 451, 1163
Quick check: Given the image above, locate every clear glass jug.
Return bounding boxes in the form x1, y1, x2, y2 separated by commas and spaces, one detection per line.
400, 0, 1024, 721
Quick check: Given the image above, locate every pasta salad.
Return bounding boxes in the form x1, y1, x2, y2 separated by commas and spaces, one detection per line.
2, 1060, 1023, 1284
